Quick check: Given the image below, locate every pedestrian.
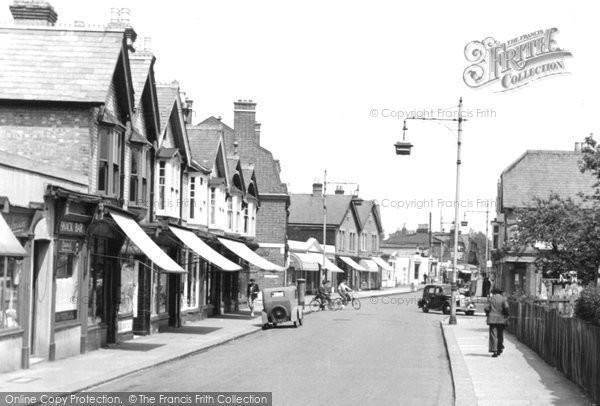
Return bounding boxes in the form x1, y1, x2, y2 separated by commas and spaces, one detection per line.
247, 278, 260, 317
482, 276, 491, 297
484, 287, 509, 357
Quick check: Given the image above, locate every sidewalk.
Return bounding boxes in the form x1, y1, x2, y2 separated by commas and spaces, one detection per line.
441, 317, 594, 406
0, 285, 418, 393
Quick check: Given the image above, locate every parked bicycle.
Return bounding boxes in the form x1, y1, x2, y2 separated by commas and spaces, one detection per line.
309, 295, 337, 312
334, 292, 361, 310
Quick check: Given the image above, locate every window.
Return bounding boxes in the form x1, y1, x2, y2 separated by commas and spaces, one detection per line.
56, 253, 75, 278
250, 204, 256, 235
97, 128, 123, 197
189, 176, 196, 219
349, 232, 355, 251
129, 148, 150, 206
153, 269, 167, 315
372, 234, 378, 252
227, 198, 233, 230
158, 161, 166, 210
0, 257, 22, 329
181, 251, 198, 310
210, 188, 216, 225
493, 225, 499, 249
243, 206, 249, 234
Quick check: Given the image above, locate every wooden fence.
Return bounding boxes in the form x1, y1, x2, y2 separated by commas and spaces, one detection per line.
507, 300, 600, 404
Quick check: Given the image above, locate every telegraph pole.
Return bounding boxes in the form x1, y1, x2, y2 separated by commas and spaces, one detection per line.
449, 97, 463, 325
322, 170, 327, 285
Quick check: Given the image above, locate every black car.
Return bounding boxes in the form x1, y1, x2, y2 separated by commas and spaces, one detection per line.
417, 284, 475, 315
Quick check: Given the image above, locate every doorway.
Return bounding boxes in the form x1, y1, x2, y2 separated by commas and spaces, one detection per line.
31, 239, 50, 360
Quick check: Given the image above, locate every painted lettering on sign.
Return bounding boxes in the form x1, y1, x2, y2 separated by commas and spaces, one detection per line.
60, 221, 85, 235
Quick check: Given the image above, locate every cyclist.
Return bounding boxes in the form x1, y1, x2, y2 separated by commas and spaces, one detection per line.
317, 280, 333, 310
337, 278, 354, 308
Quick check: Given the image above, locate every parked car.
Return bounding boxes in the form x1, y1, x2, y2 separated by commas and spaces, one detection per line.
261, 286, 304, 329
417, 284, 475, 315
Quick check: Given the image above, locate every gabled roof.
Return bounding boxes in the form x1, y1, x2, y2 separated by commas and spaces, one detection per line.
129, 52, 160, 144
227, 157, 246, 193
289, 194, 353, 226
0, 25, 127, 103
187, 127, 221, 169
500, 150, 596, 209
156, 83, 192, 166
353, 199, 383, 233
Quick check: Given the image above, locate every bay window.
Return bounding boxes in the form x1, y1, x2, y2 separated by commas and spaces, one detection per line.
227, 198, 233, 230
129, 148, 150, 206
97, 128, 123, 197
189, 176, 196, 220
158, 161, 166, 210
210, 188, 216, 225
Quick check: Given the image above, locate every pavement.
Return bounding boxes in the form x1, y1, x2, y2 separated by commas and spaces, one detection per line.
0, 285, 420, 394
441, 316, 595, 406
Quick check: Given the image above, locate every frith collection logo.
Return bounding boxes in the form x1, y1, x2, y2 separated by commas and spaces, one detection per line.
463, 28, 572, 92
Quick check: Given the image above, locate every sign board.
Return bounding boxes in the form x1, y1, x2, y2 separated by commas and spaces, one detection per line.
55, 310, 77, 322
59, 221, 86, 236
58, 239, 79, 254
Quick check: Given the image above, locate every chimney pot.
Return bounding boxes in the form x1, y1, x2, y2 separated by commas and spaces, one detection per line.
335, 186, 344, 195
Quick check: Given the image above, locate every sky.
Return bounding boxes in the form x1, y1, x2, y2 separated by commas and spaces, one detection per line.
2, 0, 597, 237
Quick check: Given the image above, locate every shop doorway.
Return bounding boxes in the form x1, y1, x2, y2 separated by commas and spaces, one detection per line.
31, 239, 50, 360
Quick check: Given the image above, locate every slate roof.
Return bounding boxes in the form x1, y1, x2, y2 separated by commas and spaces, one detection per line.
187, 126, 221, 169
156, 85, 178, 132
0, 25, 125, 103
129, 55, 153, 108
289, 194, 353, 225
500, 150, 596, 208
382, 232, 433, 248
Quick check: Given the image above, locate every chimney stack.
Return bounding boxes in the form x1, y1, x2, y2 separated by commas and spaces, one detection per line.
234, 99, 258, 146
182, 97, 194, 125
10, 0, 58, 26
107, 8, 137, 51
335, 186, 344, 195
312, 182, 323, 197
255, 122, 261, 145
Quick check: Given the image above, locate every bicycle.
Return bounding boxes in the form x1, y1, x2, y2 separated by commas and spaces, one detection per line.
309, 295, 337, 312
334, 292, 361, 310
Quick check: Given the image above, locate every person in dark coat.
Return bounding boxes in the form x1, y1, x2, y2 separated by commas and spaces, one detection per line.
482, 277, 491, 297
484, 287, 509, 357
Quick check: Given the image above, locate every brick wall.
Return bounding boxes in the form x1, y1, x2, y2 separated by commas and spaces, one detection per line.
255, 199, 287, 248
0, 105, 95, 179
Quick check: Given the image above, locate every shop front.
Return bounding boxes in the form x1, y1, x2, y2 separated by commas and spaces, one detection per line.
0, 209, 28, 373
359, 259, 380, 290
289, 252, 320, 294
338, 256, 366, 291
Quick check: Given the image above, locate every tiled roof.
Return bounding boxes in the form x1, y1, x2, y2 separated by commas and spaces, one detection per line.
356, 200, 373, 225
289, 194, 353, 225
129, 55, 153, 108
501, 150, 596, 208
382, 232, 432, 248
0, 25, 125, 103
157, 148, 178, 159
156, 85, 178, 132
187, 126, 221, 169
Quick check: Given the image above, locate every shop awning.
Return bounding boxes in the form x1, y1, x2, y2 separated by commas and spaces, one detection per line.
109, 211, 185, 273
218, 238, 285, 271
359, 259, 379, 273
170, 226, 241, 272
372, 256, 393, 272
0, 214, 27, 257
289, 252, 320, 271
309, 253, 344, 273
338, 256, 366, 271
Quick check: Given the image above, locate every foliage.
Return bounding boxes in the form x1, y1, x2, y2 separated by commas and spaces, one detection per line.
502, 193, 600, 285
574, 285, 600, 325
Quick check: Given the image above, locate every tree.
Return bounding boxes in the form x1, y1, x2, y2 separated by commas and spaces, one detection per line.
468, 230, 489, 269
503, 194, 600, 285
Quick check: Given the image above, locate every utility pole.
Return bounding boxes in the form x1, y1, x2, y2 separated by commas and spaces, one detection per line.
449, 97, 463, 325
322, 169, 327, 286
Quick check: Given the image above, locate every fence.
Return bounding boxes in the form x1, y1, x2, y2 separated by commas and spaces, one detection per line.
507, 300, 600, 404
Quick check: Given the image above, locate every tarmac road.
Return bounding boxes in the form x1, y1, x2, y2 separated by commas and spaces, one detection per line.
92, 291, 454, 406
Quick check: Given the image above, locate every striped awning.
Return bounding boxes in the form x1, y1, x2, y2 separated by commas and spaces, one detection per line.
289, 252, 320, 271
309, 253, 344, 273
218, 238, 285, 271
170, 226, 241, 271
338, 256, 366, 271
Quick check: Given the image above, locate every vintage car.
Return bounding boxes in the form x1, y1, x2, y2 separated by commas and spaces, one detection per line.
417, 284, 475, 315
261, 286, 304, 329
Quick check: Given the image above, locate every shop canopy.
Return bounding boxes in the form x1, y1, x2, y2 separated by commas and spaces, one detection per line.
0, 213, 27, 257
372, 256, 393, 272
359, 259, 379, 273
109, 211, 185, 273
289, 252, 320, 271
170, 226, 241, 272
218, 238, 285, 271
338, 256, 366, 271
309, 253, 344, 273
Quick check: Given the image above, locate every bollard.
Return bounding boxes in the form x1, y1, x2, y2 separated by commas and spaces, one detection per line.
297, 278, 306, 308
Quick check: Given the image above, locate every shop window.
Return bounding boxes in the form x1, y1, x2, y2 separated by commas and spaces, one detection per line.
0, 257, 22, 329
97, 128, 123, 197
153, 270, 167, 315
119, 261, 138, 316
56, 253, 75, 278
89, 238, 107, 325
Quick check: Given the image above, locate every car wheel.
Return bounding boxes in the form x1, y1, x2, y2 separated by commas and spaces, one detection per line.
442, 302, 451, 315
270, 305, 288, 323
262, 323, 269, 330
422, 303, 429, 313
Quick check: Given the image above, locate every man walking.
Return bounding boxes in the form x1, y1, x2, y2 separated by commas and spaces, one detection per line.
247, 278, 260, 317
485, 287, 510, 357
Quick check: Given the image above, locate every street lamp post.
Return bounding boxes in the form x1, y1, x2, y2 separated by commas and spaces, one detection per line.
395, 97, 466, 325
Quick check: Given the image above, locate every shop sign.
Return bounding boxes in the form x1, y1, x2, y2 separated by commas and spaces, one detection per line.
55, 310, 77, 322
58, 239, 79, 253
59, 221, 86, 236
